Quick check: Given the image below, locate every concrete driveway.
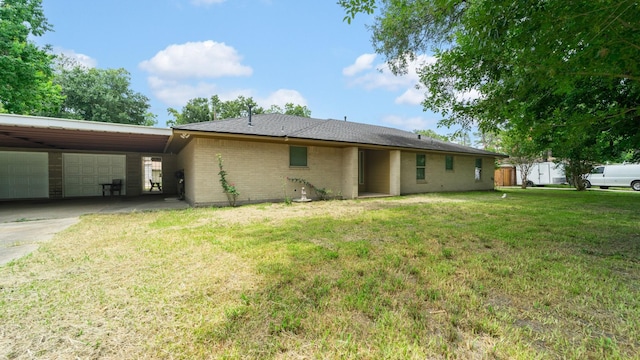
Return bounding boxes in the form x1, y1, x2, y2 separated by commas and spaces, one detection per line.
0, 195, 189, 266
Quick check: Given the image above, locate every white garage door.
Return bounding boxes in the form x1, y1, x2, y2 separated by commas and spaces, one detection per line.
0, 151, 49, 200
63, 153, 126, 197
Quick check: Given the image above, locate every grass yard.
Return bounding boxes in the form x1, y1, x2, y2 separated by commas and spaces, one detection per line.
1, 189, 639, 359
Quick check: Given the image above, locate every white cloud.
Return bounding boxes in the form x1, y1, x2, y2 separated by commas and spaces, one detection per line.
381, 115, 438, 132
53, 47, 98, 68
190, 0, 225, 6
147, 77, 221, 107
139, 40, 252, 79
258, 89, 307, 108
141, 40, 258, 108
344, 54, 435, 92
395, 86, 424, 105
141, 41, 309, 111
147, 77, 308, 111
455, 88, 482, 102
345, 53, 482, 111
342, 53, 376, 76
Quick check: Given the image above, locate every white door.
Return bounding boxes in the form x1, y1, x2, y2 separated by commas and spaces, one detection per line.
63, 154, 126, 197
0, 151, 49, 199
537, 163, 551, 184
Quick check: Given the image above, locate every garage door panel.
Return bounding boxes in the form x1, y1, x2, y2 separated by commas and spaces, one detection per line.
65, 165, 81, 176
97, 167, 111, 176
63, 154, 126, 197
0, 151, 49, 199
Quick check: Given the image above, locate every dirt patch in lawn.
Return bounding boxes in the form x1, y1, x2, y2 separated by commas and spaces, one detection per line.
199, 195, 467, 227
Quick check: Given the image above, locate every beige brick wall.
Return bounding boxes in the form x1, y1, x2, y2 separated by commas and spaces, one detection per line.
177, 139, 196, 205
400, 152, 495, 193
187, 137, 345, 206
48, 152, 63, 199
126, 153, 142, 196
342, 147, 358, 199
175, 136, 500, 206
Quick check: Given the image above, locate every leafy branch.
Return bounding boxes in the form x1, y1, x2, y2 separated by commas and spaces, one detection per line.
287, 177, 332, 200
217, 154, 239, 206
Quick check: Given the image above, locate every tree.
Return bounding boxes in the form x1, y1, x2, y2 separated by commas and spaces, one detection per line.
501, 129, 542, 189
0, 0, 63, 114
473, 130, 501, 152
213, 95, 263, 120
447, 131, 472, 147
266, 103, 312, 117
167, 97, 212, 125
340, 0, 640, 188
167, 95, 311, 126
414, 129, 448, 142
48, 65, 154, 125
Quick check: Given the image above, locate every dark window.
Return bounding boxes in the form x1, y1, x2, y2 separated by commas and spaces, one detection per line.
445, 155, 454, 170
289, 146, 307, 167
416, 154, 426, 180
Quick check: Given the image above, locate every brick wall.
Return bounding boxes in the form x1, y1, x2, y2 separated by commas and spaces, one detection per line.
177, 139, 196, 204
400, 152, 495, 193
341, 147, 358, 199
48, 152, 63, 199
188, 137, 346, 206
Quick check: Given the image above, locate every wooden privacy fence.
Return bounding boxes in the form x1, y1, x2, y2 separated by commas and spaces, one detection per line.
494, 166, 516, 186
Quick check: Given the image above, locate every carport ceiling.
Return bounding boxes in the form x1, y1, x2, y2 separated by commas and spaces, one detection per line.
0, 115, 171, 153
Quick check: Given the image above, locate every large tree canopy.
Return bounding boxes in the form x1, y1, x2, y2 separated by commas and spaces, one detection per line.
340, 0, 640, 184
47, 65, 155, 125
167, 95, 312, 126
0, 0, 62, 114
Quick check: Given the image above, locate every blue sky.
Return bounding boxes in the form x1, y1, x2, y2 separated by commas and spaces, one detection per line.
37, 0, 455, 136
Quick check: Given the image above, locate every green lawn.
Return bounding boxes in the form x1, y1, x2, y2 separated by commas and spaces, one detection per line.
1, 189, 638, 359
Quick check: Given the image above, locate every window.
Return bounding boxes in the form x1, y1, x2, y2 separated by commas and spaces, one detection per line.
289, 146, 307, 167
475, 158, 482, 180
445, 155, 454, 171
416, 154, 426, 180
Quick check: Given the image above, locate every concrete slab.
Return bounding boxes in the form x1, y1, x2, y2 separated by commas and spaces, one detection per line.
0, 195, 189, 266
0, 218, 80, 266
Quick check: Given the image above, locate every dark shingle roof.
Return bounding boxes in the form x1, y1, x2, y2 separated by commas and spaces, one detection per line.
174, 114, 505, 157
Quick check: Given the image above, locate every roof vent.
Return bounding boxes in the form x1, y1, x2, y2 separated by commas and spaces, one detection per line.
418, 134, 421, 140
248, 105, 253, 127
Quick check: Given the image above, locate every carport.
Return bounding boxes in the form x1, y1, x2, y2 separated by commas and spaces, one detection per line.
0, 114, 178, 200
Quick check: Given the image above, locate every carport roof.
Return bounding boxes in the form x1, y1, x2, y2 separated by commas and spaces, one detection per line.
0, 114, 171, 153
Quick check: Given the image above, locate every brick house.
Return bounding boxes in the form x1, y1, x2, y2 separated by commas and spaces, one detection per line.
167, 114, 506, 206
0, 113, 506, 205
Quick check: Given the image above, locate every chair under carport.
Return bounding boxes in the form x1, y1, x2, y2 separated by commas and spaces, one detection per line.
101, 179, 123, 196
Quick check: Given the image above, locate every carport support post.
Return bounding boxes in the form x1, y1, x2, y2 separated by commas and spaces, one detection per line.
389, 150, 401, 196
